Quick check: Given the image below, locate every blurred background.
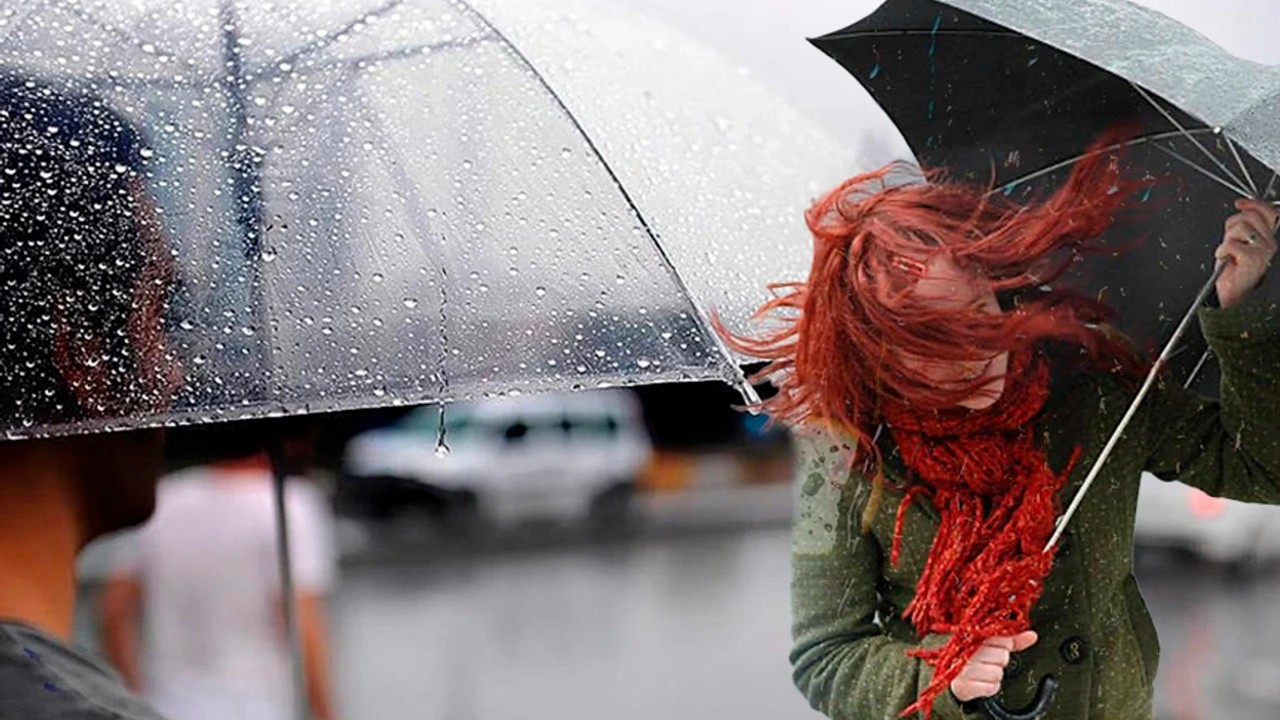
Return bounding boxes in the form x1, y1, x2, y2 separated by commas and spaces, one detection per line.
66, 1, 1280, 719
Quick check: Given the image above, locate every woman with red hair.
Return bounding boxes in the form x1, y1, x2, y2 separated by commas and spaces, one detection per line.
724, 134, 1280, 719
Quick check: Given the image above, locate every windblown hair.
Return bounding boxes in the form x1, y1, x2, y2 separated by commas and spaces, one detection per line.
720, 128, 1154, 476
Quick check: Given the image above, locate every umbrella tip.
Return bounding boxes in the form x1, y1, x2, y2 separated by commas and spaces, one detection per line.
736, 378, 763, 409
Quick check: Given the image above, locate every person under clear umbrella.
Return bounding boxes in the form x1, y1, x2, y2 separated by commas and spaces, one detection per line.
0, 76, 179, 719
99, 423, 338, 720
723, 136, 1280, 719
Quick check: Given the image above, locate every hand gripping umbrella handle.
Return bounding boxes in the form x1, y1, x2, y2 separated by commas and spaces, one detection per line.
978, 675, 1059, 720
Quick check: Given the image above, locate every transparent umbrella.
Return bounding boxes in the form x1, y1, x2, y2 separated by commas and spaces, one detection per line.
0, 1, 851, 717
0, 0, 851, 440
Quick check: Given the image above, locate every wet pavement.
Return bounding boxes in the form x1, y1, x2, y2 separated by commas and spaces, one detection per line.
333, 526, 807, 720
332, 524, 1280, 720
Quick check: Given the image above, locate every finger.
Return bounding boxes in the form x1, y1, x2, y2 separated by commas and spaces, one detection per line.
1224, 214, 1272, 248
1219, 233, 1269, 265
1222, 221, 1266, 255
1011, 630, 1039, 652
1235, 211, 1273, 245
1236, 198, 1279, 229
981, 636, 1016, 652
955, 680, 1002, 700
962, 663, 1004, 685
1214, 242, 1265, 283
970, 646, 1011, 667
1215, 241, 1240, 264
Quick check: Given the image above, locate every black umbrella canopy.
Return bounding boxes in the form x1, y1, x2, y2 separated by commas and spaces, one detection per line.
0, 0, 849, 438
813, 0, 1280, 388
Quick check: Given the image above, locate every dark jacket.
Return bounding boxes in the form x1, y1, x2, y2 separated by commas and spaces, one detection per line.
0, 621, 166, 720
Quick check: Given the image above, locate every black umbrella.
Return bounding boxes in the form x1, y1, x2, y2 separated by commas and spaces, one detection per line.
813, 0, 1280, 375
813, 1, 1280, 718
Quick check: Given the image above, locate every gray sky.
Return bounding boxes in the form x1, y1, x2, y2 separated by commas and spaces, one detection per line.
615, 0, 1280, 169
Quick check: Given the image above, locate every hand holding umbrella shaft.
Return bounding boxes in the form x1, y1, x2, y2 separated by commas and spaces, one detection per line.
1215, 199, 1278, 309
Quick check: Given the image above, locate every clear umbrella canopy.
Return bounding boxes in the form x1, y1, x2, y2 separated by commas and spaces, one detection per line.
0, 0, 851, 438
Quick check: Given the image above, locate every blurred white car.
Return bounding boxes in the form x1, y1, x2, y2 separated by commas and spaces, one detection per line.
342, 389, 652, 525
1133, 471, 1280, 568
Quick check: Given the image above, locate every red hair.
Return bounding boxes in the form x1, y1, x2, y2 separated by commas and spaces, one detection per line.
719, 128, 1154, 477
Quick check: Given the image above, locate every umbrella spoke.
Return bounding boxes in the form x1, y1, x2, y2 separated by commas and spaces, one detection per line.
983, 128, 1244, 199
1224, 134, 1260, 197
1184, 348, 1213, 389
270, 0, 405, 74
1130, 81, 1251, 195
275, 33, 494, 77
451, 0, 759, 402
63, 3, 194, 80
1265, 170, 1279, 200
1152, 142, 1254, 198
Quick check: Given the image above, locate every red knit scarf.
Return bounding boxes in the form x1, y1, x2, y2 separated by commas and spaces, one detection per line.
882, 348, 1081, 719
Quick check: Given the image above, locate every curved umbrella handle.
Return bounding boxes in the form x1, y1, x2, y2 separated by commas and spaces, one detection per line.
978, 675, 1059, 720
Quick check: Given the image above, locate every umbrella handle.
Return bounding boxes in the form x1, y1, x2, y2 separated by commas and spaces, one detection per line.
978, 675, 1059, 720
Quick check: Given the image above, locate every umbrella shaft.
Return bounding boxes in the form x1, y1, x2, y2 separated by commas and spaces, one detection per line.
270, 446, 311, 720
1045, 259, 1227, 551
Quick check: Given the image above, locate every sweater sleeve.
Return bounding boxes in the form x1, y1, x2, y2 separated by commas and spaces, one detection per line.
1142, 291, 1280, 502
788, 430, 982, 720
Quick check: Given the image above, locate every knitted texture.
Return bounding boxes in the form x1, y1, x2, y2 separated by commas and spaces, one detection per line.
883, 347, 1081, 718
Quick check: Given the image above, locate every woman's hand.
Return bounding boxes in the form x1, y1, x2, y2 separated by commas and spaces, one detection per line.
949, 630, 1039, 703
1216, 198, 1278, 309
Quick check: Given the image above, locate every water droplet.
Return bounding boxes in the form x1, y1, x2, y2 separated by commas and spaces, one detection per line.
534, 286, 547, 297
636, 359, 652, 369
261, 248, 278, 262
372, 273, 384, 283
403, 298, 419, 309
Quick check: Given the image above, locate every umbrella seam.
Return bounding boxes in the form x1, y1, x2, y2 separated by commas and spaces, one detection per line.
450, 0, 753, 396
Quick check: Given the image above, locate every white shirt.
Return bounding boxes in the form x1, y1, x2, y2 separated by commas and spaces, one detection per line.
113, 466, 336, 720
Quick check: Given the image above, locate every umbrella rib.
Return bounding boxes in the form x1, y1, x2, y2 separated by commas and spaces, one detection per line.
272, 0, 406, 71
1267, 170, 1279, 200
270, 33, 493, 78
983, 128, 1246, 198
1128, 81, 1251, 194
1225, 135, 1260, 197
451, 0, 759, 400
61, 4, 196, 81
1151, 142, 1255, 198
820, 29, 1020, 40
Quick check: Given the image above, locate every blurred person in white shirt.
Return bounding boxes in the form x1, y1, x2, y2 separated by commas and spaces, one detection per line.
98, 424, 338, 720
